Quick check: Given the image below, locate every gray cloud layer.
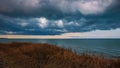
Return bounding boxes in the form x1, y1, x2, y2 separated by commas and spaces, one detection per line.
0, 0, 120, 35
0, 0, 118, 18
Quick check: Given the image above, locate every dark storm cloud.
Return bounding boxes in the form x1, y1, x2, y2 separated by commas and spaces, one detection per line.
0, 15, 120, 35
0, 0, 118, 18
0, 0, 120, 35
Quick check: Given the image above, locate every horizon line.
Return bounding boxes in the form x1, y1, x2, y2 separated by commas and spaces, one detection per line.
0, 34, 120, 39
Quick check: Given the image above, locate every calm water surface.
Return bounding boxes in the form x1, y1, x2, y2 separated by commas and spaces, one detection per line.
0, 39, 120, 57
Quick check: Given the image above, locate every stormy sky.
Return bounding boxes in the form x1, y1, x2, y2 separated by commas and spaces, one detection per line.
0, 0, 120, 37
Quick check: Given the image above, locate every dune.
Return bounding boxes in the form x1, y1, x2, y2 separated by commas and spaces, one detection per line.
0, 42, 120, 68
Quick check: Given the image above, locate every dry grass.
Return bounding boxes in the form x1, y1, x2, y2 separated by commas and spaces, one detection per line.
0, 42, 120, 68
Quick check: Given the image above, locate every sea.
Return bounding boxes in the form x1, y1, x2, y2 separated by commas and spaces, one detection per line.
0, 39, 120, 57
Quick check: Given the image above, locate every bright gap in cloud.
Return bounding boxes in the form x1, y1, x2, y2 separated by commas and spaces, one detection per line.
37, 17, 48, 28
56, 20, 64, 28
69, 28, 120, 38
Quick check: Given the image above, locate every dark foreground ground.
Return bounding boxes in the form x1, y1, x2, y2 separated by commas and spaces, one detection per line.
0, 42, 120, 68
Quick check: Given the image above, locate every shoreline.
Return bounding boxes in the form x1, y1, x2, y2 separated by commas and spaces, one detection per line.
0, 42, 120, 68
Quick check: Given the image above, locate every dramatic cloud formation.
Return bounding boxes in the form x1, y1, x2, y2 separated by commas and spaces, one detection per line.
0, 0, 117, 17
0, 0, 120, 37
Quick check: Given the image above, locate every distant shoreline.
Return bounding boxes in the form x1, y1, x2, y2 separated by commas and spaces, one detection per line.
0, 38, 120, 39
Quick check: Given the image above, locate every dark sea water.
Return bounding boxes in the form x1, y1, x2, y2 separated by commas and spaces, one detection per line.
0, 39, 120, 57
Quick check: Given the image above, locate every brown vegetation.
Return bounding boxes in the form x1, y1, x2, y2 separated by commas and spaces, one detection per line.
0, 42, 120, 68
